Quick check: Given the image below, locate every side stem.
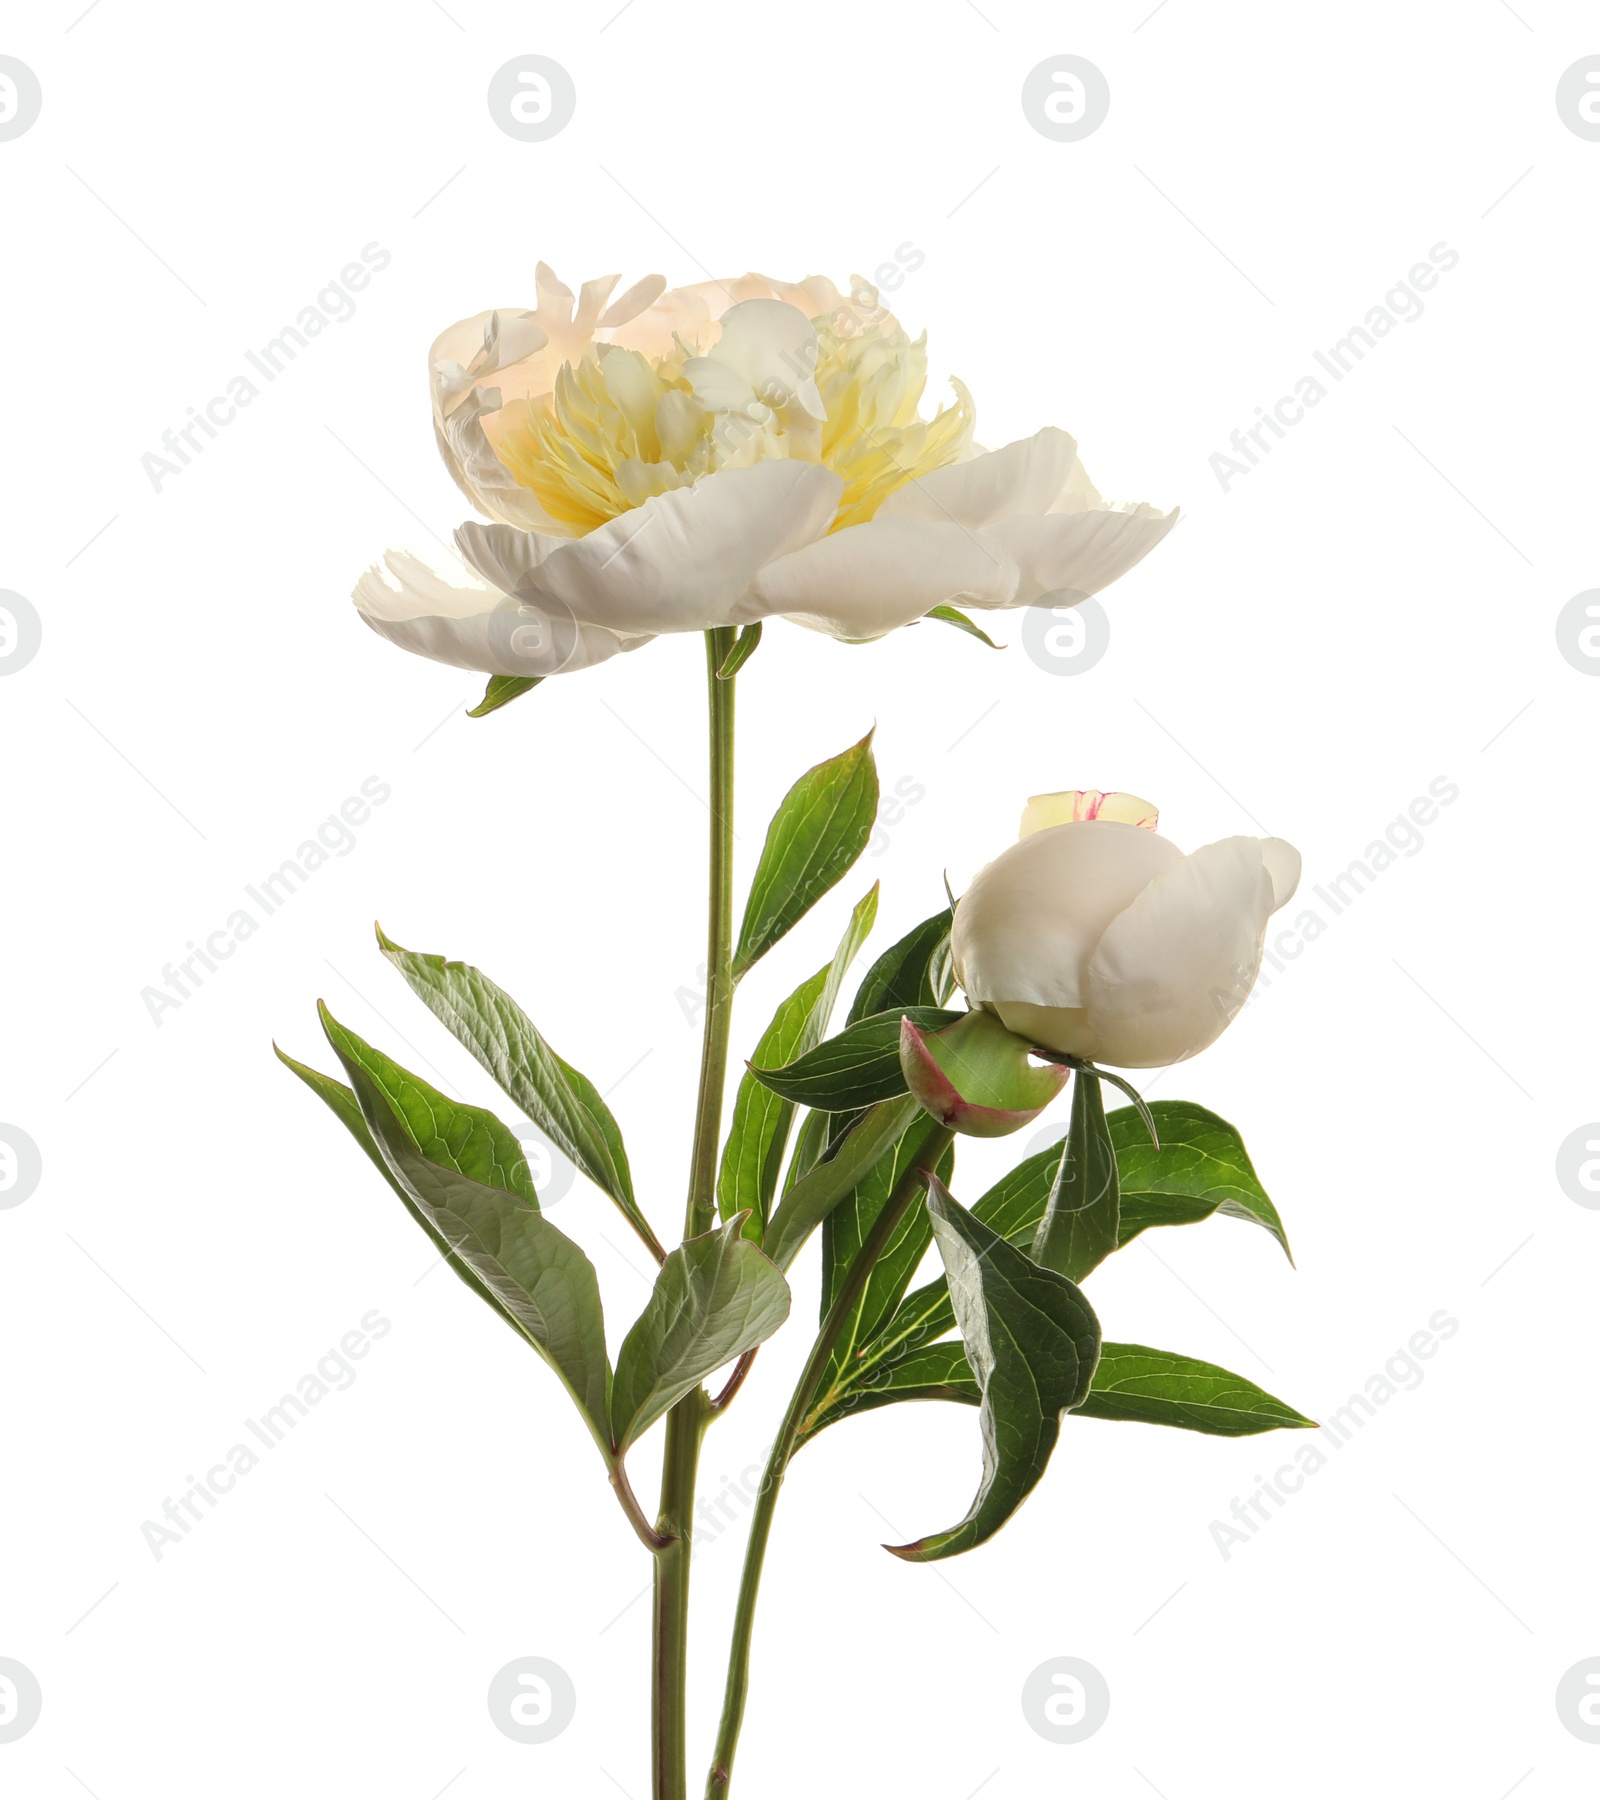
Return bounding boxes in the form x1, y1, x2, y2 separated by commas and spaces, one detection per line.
653, 627, 739, 1800
704, 1123, 956, 1798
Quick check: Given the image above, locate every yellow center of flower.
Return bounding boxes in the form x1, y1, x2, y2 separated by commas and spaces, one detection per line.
487, 311, 975, 538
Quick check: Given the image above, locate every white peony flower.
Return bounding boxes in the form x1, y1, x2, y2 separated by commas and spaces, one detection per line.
951, 790, 1301, 1070
353, 266, 1178, 677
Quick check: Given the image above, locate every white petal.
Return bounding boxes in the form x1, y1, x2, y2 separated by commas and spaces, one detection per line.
705, 299, 825, 420
750, 517, 1020, 639
981, 504, 1181, 607
453, 520, 564, 595
952, 821, 1182, 1011
1260, 837, 1302, 910
599, 273, 668, 328
1083, 837, 1277, 1068
1019, 791, 1159, 836
521, 462, 843, 635
876, 428, 1080, 527
353, 548, 645, 678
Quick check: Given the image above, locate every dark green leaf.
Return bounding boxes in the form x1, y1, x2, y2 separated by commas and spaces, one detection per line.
800, 1340, 978, 1439
469, 674, 542, 718
1110, 1100, 1291, 1262
749, 1006, 962, 1111
717, 621, 762, 679
718, 887, 877, 1238
1032, 1068, 1119, 1282
887, 1181, 1100, 1562
1074, 1343, 1315, 1436
803, 1341, 1313, 1441
275, 1044, 411, 1198
376, 927, 661, 1259
925, 605, 1002, 649
763, 1095, 920, 1273
611, 1216, 790, 1450
732, 730, 878, 980
314, 1006, 612, 1455
847, 906, 954, 1024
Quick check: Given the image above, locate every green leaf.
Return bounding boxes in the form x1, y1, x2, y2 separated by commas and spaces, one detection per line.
611, 1216, 791, 1451
717, 621, 763, 679
1110, 1101, 1292, 1263
886, 1181, 1100, 1562
847, 906, 954, 1024
763, 1096, 921, 1273
802, 1341, 1314, 1441
375, 927, 662, 1259
313, 1006, 613, 1456
900, 1010, 1069, 1136
925, 605, 1002, 649
749, 1006, 962, 1111
733, 730, 879, 980
275, 1044, 412, 1198
281, 1025, 535, 1205
839, 1102, 1291, 1396
1032, 1068, 1119, 1282
1074, 1344, 1315, 1436
718, 886, 878, 1239
800, 1340, 979, 1438
469, 674, 542, 718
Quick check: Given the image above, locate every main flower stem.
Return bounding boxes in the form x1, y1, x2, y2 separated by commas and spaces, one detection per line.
704, 1123, 956, 1798
653, 627, 739, 1800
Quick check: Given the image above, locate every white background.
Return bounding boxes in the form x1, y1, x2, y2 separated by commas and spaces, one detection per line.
2, 2, 1595, 1795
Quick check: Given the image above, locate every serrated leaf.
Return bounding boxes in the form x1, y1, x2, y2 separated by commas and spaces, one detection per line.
718, 886, 878, 1238
762, 1095, 921, 1273
312, 1006, 612, 1456
1074, 1344, 1315, 1435
469, 674, 542, 718
749, 1006, 962, 1111
887, 1181, 1099, 1562
1032, 1068, 1119, 1282
733, 730, 878, 980
1109, 1100, 1291, 1262
847, 907, 954, 1024
375, 928, 661, 1259
611, 1216, 791, 1451
925, 604, 1002, 649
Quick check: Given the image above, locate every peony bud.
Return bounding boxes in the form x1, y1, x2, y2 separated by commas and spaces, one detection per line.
951, 790, 1301, 1070
899, 1010, 1070, 1137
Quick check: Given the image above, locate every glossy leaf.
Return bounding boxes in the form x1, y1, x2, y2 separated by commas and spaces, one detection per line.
1074, 1344, 1315, 1436
749, 1006, 962, 1111
847, 907, 954, 1024
887, 1181, 1100, 1562
468, 674, 542, 718
718, 887, 877, 1238
1109, 1100, 1291, 1262
808, 1112, 956, 1422
611, 1216, 791, 1451
376, 927, 661, 1258
313, 1006, 612, 1455
763, 1095, 921, 1273
803, 1341, 1312, 1441
732, 730, 878, 980
1032, 1067, 1119, 1281
925, 604, 1002, 649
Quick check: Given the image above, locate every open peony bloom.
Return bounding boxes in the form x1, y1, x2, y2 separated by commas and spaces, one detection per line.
353, 266, 1178, 677
951, 790, 1301, 1070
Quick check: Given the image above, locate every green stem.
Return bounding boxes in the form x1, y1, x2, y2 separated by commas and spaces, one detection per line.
704, 1123, 956, 1798
653, 627, 739, 1800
